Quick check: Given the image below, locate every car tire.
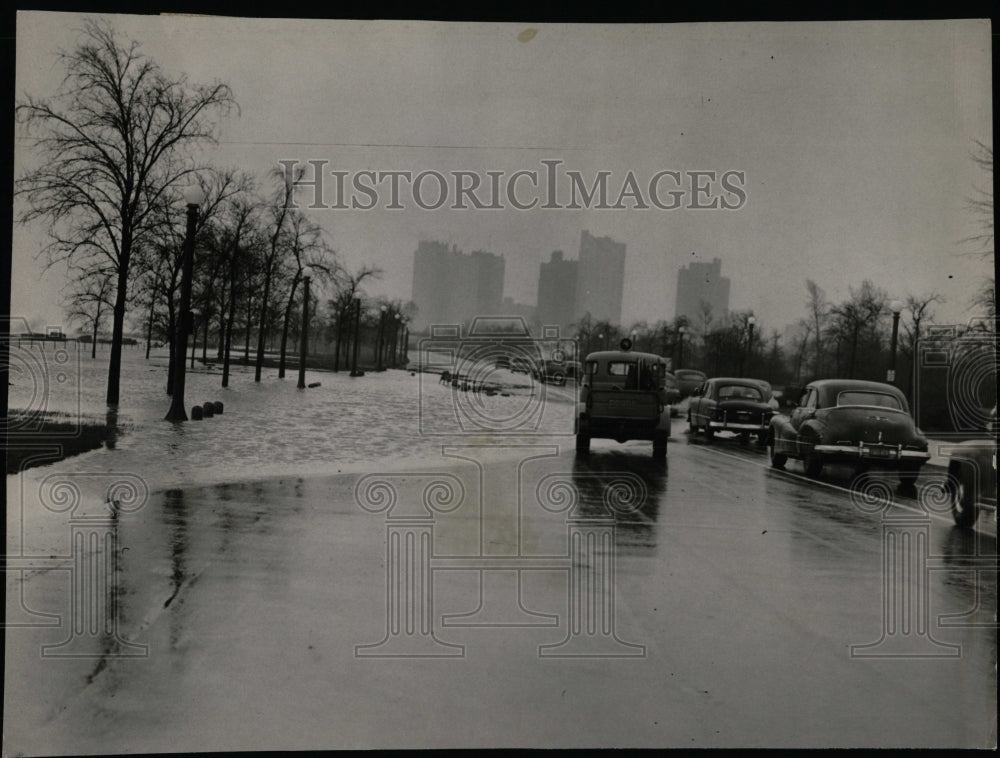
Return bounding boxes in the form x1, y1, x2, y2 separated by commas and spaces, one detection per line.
755, 433, 768, 449
652, 432, 667, 460
704, 426, 714, 441
767, 435, 787, 469
688, 415, 697, 434
948, 463, 979, 529
898, 466, 921, 490
576, 434, 590, 456
739, 432, 751, 446
804, 452, 823, 478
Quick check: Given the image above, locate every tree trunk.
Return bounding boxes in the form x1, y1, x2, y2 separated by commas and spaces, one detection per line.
145, 291, 156, 360
254, 267, 274, 382
105, 254, 130, 406
334, 309, 343, 372
222, 254, 239, 388
278, 276, 300, 379
217, 279, 226, 361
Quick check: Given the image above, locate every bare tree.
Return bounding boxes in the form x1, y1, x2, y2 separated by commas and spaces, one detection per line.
15, 19, 236, 405
254, 168, 299, 381
961, 140, 993, 260
328, 264, 382, 371
827, 280, 888, 378
65, 266, 114, 359
805, 279, 828, 377
276, 212, 336, 378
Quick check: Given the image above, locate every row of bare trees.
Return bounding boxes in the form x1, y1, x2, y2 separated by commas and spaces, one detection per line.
15, 18, 417, 407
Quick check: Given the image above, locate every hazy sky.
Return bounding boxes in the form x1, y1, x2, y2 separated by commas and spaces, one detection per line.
11, 13, 994, 336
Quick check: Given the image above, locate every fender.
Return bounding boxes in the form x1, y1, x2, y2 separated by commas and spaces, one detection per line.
796, 420, 823, 458
769, 414, 795, 453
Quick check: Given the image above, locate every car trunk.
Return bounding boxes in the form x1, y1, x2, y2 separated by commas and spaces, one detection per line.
820, 406, 915, 444
589, 389, 661, 421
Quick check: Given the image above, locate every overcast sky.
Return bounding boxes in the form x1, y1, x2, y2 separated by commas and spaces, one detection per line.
11, 12, 994, 336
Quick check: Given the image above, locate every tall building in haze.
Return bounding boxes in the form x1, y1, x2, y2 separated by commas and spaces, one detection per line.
674, 257, 730, 323
574, 230, 626, 324
411, 241, 505, 331
536, 250, 578, 330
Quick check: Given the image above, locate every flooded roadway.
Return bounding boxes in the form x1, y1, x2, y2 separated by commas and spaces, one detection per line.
5, 429, 996, 751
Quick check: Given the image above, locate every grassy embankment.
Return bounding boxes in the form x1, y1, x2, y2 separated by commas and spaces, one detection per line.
5, 411, 114, 474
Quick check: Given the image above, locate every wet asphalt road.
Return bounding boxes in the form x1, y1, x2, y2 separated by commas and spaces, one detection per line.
4, 431, 996, 751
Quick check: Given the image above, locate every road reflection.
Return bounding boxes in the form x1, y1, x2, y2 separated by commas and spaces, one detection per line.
568, 451, 667, 554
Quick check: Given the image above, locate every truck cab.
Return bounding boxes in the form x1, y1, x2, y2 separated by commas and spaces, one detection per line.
575, 339, 671, 459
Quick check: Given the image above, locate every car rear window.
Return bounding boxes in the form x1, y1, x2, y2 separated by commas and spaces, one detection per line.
836, 391, 902, 410
718, 384, 763, 401
608, 361, 634, 377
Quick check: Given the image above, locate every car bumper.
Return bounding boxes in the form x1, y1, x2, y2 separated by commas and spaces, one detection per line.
708, 421, 768, 432
813, 444, 931, 462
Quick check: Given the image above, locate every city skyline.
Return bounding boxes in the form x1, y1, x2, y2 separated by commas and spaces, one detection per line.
10, 14, 994, 338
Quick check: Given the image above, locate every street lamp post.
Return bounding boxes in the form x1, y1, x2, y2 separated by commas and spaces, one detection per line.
350, 295, 362, 377
392, 313, 401, 367
376, 305, 388, 371
401, 319, 409, 365
597, 333, 604, 351
677, 325, 687, 369
166, 185, 206, 422
190, 308, 201, 369
888, 299, 903, 384
743, 316, 756, 377
297, 266, 313, 389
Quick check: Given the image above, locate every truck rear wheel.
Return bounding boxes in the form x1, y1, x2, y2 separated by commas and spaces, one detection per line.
576, 434, 590, 456
652, 433, 667, 460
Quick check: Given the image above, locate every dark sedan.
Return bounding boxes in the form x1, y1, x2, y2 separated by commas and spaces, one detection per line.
674, 369, 708, 398
687, 377, 774, 445
767, 379, 930, 485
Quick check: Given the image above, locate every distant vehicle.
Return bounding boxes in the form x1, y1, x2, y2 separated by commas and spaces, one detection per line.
945, 406, 997, 528
510, 357, 534, 375
767, 379, 930, 484
661, 371, 683, 414
575, 340, 671, 460
533, 358, 581, 386
674, 369, 708, 398
687, 377, 775, 446
745, 378, 780, 410
494, 356, 511, 370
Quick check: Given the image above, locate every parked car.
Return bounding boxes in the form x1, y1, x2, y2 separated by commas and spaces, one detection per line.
674, 369, 708, 398
746, 378, 780, 410
575, 343, 672, 460
767, 379, 930, 484
662, 371, 683, 415
687, 377, 775, 445
945, 406, 997, 528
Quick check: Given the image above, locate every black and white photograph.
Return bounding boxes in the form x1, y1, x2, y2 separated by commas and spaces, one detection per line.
4, 9, 996, 752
